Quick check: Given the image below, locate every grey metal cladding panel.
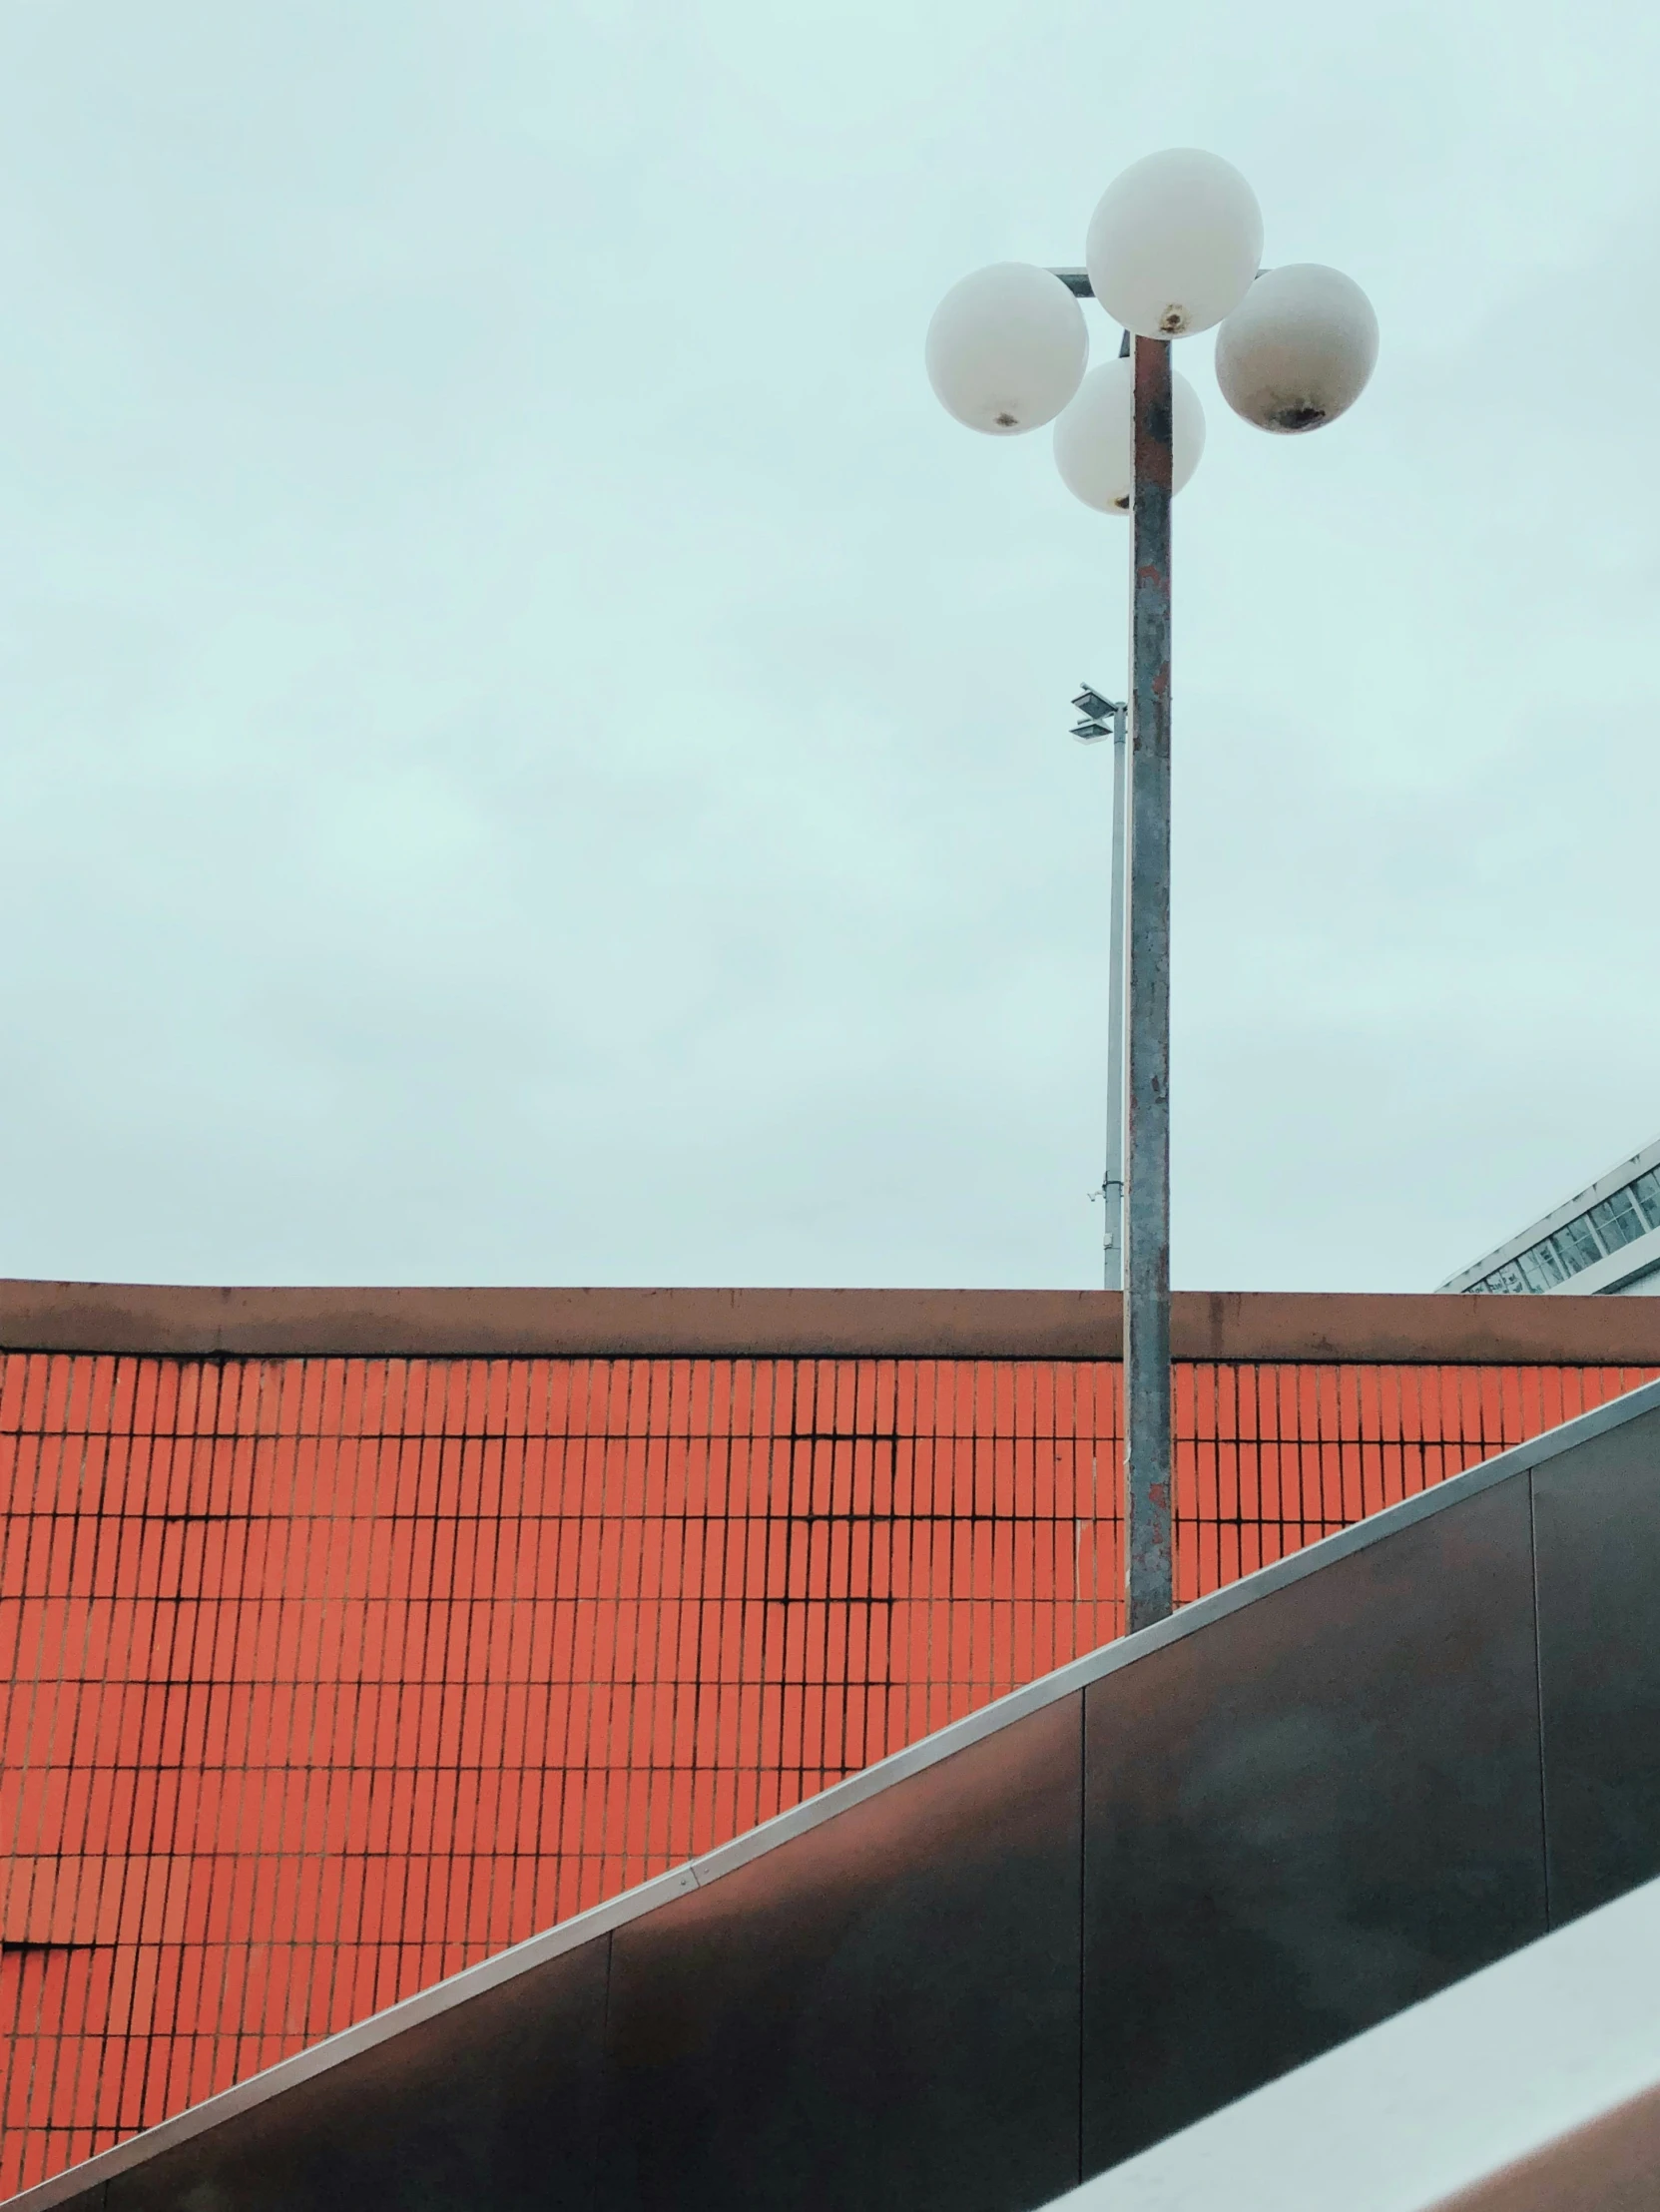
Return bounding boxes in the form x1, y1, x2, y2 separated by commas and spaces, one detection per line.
601, 1691, 1083, 2212
1082, 1476, 1546, 2177
1533, 1403, 1660, 1926
104, 1935, 608, 2212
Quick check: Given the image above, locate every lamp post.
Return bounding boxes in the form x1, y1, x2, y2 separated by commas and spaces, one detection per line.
1071, 687, 1128, 1294
926, 150, 1379, 1632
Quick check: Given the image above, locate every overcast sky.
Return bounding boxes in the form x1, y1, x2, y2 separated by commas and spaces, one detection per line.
2, 0, 1657, 1295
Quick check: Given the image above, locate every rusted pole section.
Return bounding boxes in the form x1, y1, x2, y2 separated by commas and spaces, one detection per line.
1125, 333, 1174, 1632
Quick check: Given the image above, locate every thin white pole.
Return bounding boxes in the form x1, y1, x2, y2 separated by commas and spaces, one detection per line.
1103, 705, 1127, 1292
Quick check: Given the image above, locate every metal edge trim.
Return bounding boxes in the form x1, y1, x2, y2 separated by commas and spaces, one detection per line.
13, 1374, 1660, 2209
0, 1866, 701, 2211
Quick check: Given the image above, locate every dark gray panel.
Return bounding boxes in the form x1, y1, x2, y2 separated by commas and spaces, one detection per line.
1534, 1402, 1660, 1925
1083, 1477, 1546, 2175
105, 1934, 608, 2212
601, 1693, 1082, 2212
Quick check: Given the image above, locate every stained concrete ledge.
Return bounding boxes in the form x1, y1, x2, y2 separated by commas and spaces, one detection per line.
4, 1280, 1660, 1365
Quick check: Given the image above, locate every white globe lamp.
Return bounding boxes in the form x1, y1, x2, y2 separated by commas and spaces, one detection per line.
1052, 357, 1207, 513
925, 263, 1089, 435
1085, 149, 1263, 339
1214, 264, 1380, 432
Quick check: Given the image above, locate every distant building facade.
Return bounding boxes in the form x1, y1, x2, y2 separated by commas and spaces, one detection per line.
1441, 1134, 1660, 1298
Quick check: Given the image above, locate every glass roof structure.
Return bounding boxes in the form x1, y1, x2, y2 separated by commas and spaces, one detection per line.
1440, 1135, 1660, 1299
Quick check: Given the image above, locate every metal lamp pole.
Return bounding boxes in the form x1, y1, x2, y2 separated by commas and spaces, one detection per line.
1066, 323, 1174, 1626
1069, 686, 1127, 1295
1056, 296, 1173, 1624
1124, 335, 1174, 1631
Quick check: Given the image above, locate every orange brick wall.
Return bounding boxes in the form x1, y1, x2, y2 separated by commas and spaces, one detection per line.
2, 1350, 1652, 2195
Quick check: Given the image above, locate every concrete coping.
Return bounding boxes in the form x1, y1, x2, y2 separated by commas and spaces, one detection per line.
6, 1282, 1660, 1366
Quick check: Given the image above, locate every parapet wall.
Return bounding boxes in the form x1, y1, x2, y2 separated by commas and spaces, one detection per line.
4, 1281, 1658, 2195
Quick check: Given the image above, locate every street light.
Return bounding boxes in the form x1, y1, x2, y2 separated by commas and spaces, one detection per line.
1071, 686, 1124, 743
1054, 355, 1207, 512
1215, 263, 1379, 431
926, 147, 1377, 1633
925, 262, 1088, 434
